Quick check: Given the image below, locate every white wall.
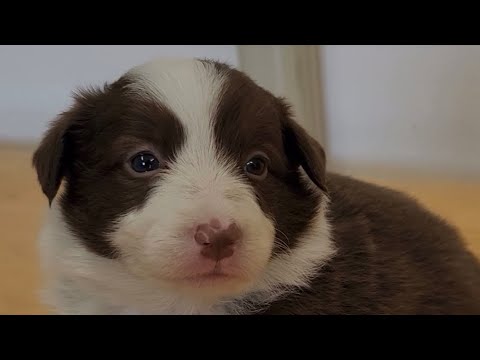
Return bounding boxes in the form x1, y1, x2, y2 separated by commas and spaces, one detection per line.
320, 45, 480, 177
0, 45, 238, 141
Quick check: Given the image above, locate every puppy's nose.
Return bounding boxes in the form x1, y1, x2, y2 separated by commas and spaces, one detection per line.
194, 219, 242, 261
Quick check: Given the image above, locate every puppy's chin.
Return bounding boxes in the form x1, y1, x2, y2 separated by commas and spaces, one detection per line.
119, 239, 273, 300
166, 273, 259, 300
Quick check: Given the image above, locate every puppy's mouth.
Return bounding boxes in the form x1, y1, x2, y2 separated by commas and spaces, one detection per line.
185, 272, 230, 281
180, 264, 235, 284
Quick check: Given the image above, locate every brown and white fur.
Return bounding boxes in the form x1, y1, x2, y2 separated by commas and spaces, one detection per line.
32, 58, 480, 314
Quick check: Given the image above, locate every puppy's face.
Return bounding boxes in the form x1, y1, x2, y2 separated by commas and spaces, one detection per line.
33, 59, 327, 300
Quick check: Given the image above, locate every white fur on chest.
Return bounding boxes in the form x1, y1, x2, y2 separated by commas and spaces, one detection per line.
37, 198, 334, 315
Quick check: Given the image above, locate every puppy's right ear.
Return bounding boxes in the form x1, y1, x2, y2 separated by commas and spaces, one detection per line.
32, 87, 101, 205
32, 112, 75, 205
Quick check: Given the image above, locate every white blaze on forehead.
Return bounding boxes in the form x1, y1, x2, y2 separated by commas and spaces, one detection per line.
126, 58, 226, 159
125, 58, 241, 203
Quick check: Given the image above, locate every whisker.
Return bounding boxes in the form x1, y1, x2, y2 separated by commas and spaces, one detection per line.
273, 226, 292, 255
276, 228, 290, 244
273, 236, 291, 255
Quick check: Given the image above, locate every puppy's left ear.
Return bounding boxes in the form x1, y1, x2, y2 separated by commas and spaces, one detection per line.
278, 98, 328, 192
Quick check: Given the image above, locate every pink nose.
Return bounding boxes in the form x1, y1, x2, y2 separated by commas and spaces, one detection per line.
194, 219, 242, 261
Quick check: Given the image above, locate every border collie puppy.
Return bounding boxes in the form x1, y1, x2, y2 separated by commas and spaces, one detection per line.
32, 58, 480, 314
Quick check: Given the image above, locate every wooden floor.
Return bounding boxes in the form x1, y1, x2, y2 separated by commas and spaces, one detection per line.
1, 144, 479, 315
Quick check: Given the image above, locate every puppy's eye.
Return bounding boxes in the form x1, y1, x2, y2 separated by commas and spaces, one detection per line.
130, 152, 160, 173
244, 154, 269, 180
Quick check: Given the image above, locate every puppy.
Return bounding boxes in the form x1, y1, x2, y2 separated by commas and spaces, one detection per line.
32, 58, 480, 314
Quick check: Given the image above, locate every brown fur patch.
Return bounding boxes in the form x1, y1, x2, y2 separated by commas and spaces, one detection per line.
260, 174, 480, 314
33, 78, 185, 257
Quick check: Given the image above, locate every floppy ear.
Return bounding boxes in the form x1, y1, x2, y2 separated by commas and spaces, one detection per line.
279, 98, 328, 193
32, 85, 108, 204
32, 112, 74, 205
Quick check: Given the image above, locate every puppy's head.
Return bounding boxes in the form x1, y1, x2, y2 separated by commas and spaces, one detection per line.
33, 58, 327, 301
